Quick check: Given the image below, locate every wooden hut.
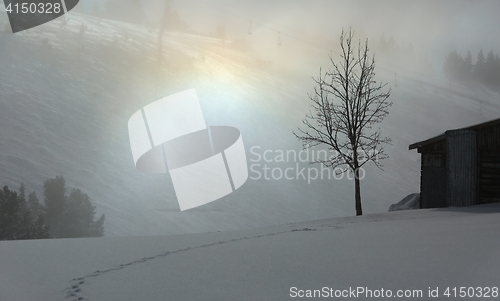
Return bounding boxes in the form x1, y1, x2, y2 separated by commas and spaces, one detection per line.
409, 118, 500, 208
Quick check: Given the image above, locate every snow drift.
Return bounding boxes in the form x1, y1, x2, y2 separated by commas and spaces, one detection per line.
389, 193, 420, 211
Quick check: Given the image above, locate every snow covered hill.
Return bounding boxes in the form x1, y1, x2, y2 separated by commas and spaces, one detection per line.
0, 11, 500, 237
1, 204, 500, 301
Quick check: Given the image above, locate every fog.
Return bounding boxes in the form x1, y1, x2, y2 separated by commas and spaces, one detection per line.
2, 3, 500, 299
137, 0, 500, 64
2, 1, 500, 236
80, 0, 500, 64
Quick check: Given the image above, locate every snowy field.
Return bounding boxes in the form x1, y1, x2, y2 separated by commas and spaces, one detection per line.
1, 204, 500, 301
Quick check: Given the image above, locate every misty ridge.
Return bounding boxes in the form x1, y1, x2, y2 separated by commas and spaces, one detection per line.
68, 0, 500, 85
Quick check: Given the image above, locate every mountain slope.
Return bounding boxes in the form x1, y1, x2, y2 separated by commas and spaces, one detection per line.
0, 12, 499, 236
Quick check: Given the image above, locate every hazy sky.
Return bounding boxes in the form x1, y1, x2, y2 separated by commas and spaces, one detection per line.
81, 0, 500, 63
140, 0, 500, 55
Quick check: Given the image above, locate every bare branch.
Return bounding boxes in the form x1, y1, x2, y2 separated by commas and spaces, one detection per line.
294, 28, 392, 215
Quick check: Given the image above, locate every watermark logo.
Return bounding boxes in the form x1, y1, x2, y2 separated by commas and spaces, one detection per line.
248, 146, 373, 183
128, 89, 248, 211
3, 0, 79, 33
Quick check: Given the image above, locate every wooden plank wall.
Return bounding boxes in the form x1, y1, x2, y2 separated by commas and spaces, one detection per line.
421, 166, 446, 208
446, 130, 477, 207
477, 123, 500, 204
420, 146, 446, 208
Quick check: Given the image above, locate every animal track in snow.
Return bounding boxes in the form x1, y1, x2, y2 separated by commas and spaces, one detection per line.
64, 226, 330, 300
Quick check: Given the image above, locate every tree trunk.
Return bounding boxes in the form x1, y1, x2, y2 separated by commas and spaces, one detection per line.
354, 165, 362, 216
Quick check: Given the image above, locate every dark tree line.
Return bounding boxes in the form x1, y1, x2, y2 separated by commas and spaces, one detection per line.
444, 49, 500, 87
0, 176, 104, 240
0, 185, 49, 240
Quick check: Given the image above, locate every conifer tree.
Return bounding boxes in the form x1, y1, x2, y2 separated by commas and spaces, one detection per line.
0, 185, 49, 240
465, 51, 473, 79
0, 186, 22, 240
43, 176, 67, 238
484, 50, 497, 86
27, 192, 50, 239
62, 189, 105, 237
43, 176, 105, 238
474, 49, 485, 81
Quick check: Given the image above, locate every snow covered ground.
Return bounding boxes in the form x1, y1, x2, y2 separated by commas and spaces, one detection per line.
1, 204, 500, 301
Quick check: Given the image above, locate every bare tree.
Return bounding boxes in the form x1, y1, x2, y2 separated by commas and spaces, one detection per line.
294, 29, 392, 216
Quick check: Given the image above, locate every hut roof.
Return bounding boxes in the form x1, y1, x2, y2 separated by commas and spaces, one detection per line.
409, 117, 500, 150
